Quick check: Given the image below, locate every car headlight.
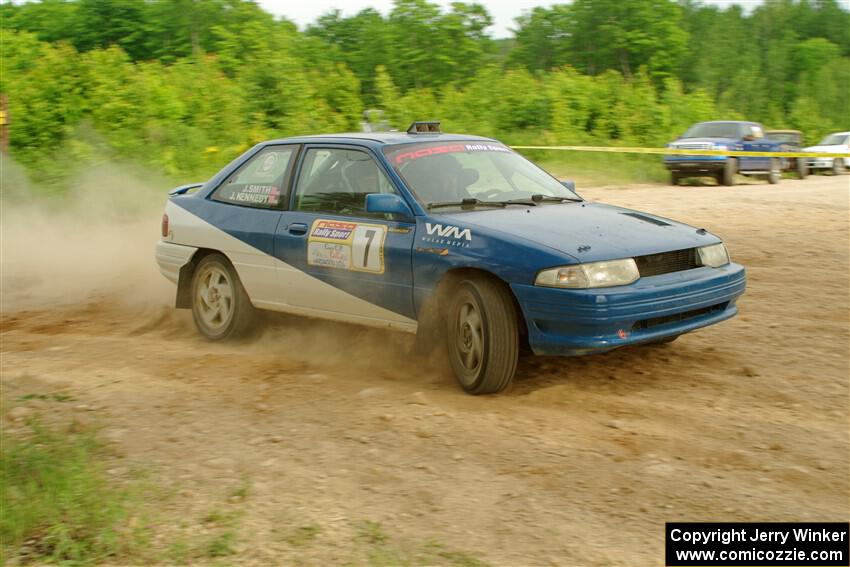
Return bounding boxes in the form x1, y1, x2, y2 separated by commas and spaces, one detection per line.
697, 243, 730, 267
535, 259, 640, 289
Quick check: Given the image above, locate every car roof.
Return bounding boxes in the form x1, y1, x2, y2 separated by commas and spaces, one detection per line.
260, 131, 498, 148
695, 120, 760, 125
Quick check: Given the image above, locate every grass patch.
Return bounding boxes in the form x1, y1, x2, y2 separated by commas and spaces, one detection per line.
351, 520, 488, 567
284, 524, 322, 547
204, 529, 237, 558
0, 420, 142, 565
227, 479, 251, 502
537, 152, 668, 186
16, 392, 75, 403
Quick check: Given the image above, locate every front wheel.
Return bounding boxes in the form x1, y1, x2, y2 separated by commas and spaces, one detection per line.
767, 159, 780, 184
796, 158, 808, 179
670, 172, 680, 186
833, 158, 846, 175
721, 158, 737, 186
191, 253, 257, 340
446, 278, 519, 395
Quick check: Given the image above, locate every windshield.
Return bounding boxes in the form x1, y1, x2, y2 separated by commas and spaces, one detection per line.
681, 123, 742, 139
817, 133, 849, 146
766, 132, 799, 144
383, 141, 579, 209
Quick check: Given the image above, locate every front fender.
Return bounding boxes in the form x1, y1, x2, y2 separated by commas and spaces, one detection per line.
411, 216, 573, 317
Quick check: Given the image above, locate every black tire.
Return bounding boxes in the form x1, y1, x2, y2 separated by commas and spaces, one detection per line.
721, 157, 736, 186
833, 158, 846, 175
670, 172, 680, 186
767, 158, 780, 184
446, 277, 519, 395
191, 253, 257, 340
796, 158, 808, 179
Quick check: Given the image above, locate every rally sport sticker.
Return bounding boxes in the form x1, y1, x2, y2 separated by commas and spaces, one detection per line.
307, 219, 387, 274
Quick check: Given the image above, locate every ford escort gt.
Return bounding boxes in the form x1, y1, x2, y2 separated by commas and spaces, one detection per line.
156, 122, 747, 394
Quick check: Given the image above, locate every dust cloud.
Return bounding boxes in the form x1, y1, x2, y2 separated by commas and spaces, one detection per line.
1, 157, 175, 311
0, 155, 421, 379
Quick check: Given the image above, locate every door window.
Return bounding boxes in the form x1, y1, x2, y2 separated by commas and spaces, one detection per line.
293, 148, 399, 217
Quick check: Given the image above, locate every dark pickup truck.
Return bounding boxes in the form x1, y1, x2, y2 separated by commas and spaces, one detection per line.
664, 121, 782, 186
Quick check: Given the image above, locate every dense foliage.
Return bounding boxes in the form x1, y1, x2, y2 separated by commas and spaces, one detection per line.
1, 0, 848, 183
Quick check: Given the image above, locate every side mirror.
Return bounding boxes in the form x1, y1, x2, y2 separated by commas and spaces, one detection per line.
365, 193, 413, 218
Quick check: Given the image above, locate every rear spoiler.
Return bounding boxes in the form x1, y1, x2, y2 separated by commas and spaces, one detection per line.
168, 182, 204, 196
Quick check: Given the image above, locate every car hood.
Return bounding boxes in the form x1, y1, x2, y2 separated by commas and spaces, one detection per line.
441, 202, 721, 263
803, 145, 846, 153
671, 137, 738, 146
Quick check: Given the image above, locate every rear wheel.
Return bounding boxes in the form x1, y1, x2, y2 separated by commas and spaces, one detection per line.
191, 253, 257, 340
721, 158, 736, 186
446, 277, 519, 395
796, 158, 808, 179
670, 172, 680, 186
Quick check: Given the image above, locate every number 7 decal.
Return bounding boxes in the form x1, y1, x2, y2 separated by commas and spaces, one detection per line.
351, 225, 387, 273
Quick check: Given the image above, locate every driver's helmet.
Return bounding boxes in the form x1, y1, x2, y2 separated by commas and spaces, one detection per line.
345, 157, 379, 194
402, 154, 463, 202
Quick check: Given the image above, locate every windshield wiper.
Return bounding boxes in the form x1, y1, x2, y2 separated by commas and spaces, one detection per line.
427, 198, 506, 210
427, 198, 538, 210
529, 194, 582, 203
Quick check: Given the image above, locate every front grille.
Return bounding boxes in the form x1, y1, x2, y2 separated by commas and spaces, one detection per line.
634, 248, 699, 277
675, 142, 713, 150
632, 302, 728, 331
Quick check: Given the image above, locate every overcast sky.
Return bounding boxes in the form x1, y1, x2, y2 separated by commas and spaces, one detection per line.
257, 0, 765, 38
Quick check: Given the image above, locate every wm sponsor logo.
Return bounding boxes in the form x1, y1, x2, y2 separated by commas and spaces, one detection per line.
425, 223, 472, 241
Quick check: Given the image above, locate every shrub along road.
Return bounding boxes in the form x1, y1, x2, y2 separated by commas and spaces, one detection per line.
1, 175, 848, 565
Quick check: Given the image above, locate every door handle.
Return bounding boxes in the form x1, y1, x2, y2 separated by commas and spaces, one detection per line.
288, 223, 308, 235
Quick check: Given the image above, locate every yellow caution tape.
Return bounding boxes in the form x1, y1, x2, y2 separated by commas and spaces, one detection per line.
510, 145, 850, 158
0, 110, 6, 126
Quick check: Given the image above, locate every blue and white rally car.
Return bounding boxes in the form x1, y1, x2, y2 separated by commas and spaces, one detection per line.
156, 122, 746, 394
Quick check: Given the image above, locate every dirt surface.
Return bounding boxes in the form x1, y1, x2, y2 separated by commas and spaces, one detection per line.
2, 174, 849, 565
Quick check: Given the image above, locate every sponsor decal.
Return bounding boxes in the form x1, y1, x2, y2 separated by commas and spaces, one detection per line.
393, 143, 512, 165
422, 222, 472, 242
311, 220, 356, 241
308, 219, 387, 274
308, 242, 351, 270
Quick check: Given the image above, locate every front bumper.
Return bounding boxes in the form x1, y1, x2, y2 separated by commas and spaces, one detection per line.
664, 155, 727, 172
807, 157, 834, 169
512, 263, 746, 356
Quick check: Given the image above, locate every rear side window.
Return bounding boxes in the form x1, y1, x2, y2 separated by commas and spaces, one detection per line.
213, 146, 296, 208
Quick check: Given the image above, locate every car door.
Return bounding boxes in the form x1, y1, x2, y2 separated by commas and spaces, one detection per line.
272, 145, 417, 329
181, 144, 298, 306
739, 124, 773, 171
